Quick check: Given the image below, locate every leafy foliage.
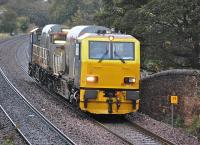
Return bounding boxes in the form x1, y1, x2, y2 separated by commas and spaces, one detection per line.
187, 117, 200, 140
140, 0, 200, 69
0, 10, 17, 33
0, 0, 199, 69
6, 0, 52, 26
50, 0, 101, 26
0, 0, 53, 33
50, 0, 78, 24
96, 0, 200, 69
16, 17, 29, 32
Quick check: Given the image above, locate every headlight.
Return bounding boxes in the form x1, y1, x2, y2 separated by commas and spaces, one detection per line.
109, 36, 114, 41
124, 77, 136, 84
86, 76, 98, 83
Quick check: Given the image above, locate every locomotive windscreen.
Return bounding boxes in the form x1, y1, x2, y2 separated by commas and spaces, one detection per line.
89, 41, 135, 61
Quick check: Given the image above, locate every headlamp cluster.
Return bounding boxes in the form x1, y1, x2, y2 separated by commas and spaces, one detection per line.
86, 76, 98, 83
124, 77, 136, 84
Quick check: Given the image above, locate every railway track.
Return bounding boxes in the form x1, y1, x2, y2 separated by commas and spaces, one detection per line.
1, 36, 129, 145
95, 116, 176, 145
0, 105, 31, 145
16, 36, 175, 145
0, 67, 76, 145
14, 37, 133, 145
127, 118, 175, 145
0, 36, 178, 145
0, 38, 76, 145
18, 65, 135, 145
15, 37, 176, 145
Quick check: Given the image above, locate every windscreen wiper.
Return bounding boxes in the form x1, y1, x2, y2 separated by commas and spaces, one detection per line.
98, 49, 109, 63
114, 51, 125, 63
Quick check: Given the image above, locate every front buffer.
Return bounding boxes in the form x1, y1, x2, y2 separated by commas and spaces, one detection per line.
79, 89, 139, 114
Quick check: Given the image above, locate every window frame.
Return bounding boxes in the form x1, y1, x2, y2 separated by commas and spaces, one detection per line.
112, 42, 135, 60
88, 41, 135, 61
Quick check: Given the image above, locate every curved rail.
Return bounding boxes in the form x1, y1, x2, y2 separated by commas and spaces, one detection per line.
15, 36, 175, 145
127, 119, 176, 145
96, 116, 176, 145
15, 41, 135, 145
0, 66, 76, 145
94, 120, 135, 145
0, 105, 32, 145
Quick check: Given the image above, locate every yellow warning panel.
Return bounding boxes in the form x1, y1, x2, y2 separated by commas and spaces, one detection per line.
170, 96, 178, 104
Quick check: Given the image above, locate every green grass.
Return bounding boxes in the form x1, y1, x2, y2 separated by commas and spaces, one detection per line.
174, 115, 184, 128
186, 117, 200, 140
163, 115, 200, 140
0, 33, 11, 40
2, 138, 14, 145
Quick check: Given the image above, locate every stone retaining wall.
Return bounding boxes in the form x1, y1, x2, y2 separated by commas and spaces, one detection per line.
140, 69, 200, 126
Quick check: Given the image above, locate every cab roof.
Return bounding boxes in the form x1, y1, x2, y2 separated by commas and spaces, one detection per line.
78, 33, 134, 41
42, 24, 68, 34
67, 25, 110, 39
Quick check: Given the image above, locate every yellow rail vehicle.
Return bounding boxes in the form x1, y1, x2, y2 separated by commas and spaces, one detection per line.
29, 25, 140, 114
76, 33, 140, 114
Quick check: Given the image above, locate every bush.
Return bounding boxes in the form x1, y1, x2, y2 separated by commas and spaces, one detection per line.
16, 16, 29, 32
186, 117, 200, 140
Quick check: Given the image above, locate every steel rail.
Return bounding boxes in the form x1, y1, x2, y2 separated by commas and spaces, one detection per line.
17, 54, 134, 145
20, 59, 171, 145
16, 41, 159, 145
25, 79, 135, 145
0, 66, 76, 145
0, 105, 32, 145
94, 120, 135, 145
16, 37, 175, 145
95, 116, 176, 145
17, 60, 135, 145
128, 119, 176, 145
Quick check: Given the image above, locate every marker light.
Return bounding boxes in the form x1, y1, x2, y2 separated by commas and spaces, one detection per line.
62, 29, 70, 33
86, 76, 98, 83
124, 77, 136, 84
109, 36, 114, 41
54, 40, 66, 44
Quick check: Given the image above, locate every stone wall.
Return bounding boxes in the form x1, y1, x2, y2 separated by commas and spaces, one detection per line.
140, 69, 200, 126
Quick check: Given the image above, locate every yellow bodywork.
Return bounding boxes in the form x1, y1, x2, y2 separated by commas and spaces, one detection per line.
79, 36, 140, 114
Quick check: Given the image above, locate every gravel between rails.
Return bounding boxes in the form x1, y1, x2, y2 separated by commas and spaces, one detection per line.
126, 113, 200, 145
0, 69, 74, 145
2, 36, 199, 145
97, 116, 163, 145
0, 36, 129, 144
0, 107, 28, 145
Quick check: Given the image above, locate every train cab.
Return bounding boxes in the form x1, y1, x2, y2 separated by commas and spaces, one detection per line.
78, 33, 140, 114
29, 25, 140, 115
66, 26, 140, 114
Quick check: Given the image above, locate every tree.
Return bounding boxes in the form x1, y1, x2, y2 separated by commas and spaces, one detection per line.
50, 0, 79, 24
95, 0, 150, 32
16, 16, 29, 32
95, 0, 200, 69
50, 0, 101, 26
0, 10, 17, 33
6, 0, 52, 26
131, 0, 200, 69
